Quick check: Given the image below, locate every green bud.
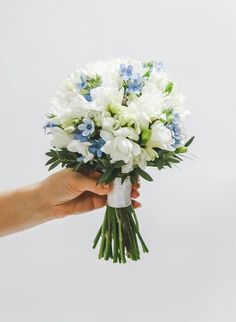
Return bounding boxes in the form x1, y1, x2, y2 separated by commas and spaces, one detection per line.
141, 128, 151, 144
107, 103, 121, 114
165, 82, 174, 94
175, 146, 188, 153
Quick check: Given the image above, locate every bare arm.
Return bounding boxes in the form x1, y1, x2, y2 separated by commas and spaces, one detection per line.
0, 169, 140, 237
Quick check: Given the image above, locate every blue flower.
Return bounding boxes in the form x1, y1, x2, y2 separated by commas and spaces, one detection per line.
75, 75, 93, 101
83, 93, 92, 102
155, 61, 165, 72
76, 74, 88, 90
43, 122, 57, 133
74, 132, 89, 142
127, 74, 143, 95
78, 118, 95, 137
119, 64, 133, 81
77, 155, 85, 162
88, 138, 105, 158
168, 113, 182, 147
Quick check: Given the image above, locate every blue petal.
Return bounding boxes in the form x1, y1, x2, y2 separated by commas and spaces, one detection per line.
84, 93, 92, 101
78, 123, 86, 131
77, 156, 84, 162
97, 149, 103, 158
127, 65, 133, 75
119, 64, 126, 75
74, 133, 88, 142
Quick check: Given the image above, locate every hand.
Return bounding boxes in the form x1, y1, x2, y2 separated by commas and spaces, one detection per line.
39, 169, 141, 219
0, 169, 141, 237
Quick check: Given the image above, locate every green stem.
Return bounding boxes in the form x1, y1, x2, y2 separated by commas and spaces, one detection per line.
93, 225, 102, 249
130, 211, 149, 253
115, 208, 126, 264
110, 208, 118, 263
122, 208, 138, 260
93, 204, 149, 263
104, 209, 112, 260
125, 209, 140, 260
98, 208, 108, 259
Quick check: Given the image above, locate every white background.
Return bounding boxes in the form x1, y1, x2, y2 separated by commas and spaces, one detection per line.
0, 0, 235, 321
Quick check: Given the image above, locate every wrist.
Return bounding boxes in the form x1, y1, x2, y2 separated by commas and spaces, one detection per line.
27, 181, 54, 222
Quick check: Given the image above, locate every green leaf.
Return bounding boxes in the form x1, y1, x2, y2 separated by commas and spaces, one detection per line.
173, 155, 183, 161
97, 168, 113, 184
163, 151, 175, 160
110, 160, 125, 169
45, 149, 56, 157
48, 161, 60, 171
143, 71, 151, 78
168, 158, 180, 163
103, 170, 118, 184
100, 158, 111, 168
135, 167, 153, 181
185, 136, 195, 147
73, 162, 83, 172
165, 82, 174, 94
155, 158, 165, 170
121, 175, 129, 184
45, 157, 57, 166
130, 171, 139, 184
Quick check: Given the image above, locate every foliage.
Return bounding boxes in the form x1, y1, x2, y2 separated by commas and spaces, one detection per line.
45, 136, 195, 183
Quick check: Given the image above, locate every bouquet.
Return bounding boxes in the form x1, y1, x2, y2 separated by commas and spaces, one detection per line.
44, 58, 194, 263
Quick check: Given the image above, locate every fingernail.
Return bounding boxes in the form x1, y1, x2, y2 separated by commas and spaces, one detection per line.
103, 183, 109, 189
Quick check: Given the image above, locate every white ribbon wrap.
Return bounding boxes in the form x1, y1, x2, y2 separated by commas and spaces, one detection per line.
107, 177, 131, 208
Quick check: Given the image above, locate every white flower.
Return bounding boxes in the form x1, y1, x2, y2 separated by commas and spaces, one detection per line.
163, 91, 185, 112
120, 101, 150, 129
101, 132, 141, 164
113, 127, 139, 141
139, 83, 164, 116
67, 140, 94, 163
149, 71, 170, 92
147, 121, 175, 151
102, 116, 120, 131
49, 92, 90, 128
50, 127, 72, 149
121, 147, 157, 173
90, 86, 124, 111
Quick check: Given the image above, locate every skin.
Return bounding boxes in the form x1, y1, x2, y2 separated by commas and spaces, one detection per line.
0, 169, 141, 237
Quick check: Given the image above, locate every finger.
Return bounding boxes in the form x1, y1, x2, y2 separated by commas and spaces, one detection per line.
72, 192, 107, 214
132, 182, 140, 190
65, 170, 112, 196
55, 192, 107, 218
132, 199, 142, 208
131, 189, 140, 199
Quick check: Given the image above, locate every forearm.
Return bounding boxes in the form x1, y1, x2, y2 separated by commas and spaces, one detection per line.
0, 183, 53, 237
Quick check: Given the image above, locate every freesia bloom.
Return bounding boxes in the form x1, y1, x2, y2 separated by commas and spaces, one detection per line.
67, 140, 94, 163
101, 131, 141, 164
147, 121, 175, 151
50, 127, 72, 149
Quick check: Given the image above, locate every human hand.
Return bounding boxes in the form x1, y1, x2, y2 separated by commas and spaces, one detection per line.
39, 169, 141, 219
0, 169, 141, 237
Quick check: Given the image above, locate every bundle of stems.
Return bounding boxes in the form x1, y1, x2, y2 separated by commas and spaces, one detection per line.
93, 205, 149, 263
